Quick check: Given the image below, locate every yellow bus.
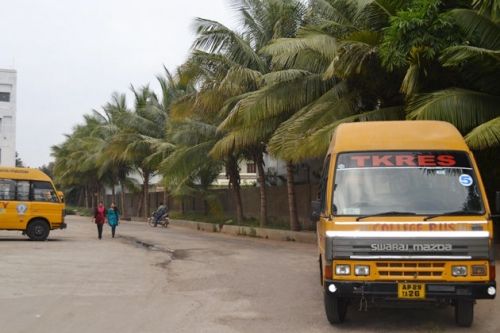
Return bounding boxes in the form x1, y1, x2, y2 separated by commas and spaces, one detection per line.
312, 121, 496, 327
0, 167, 66, 241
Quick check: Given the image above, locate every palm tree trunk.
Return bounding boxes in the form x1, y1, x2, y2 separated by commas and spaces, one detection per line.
111, 183, 116, 202
255, 152, 267, 227
286, 161, 300, 231
227, 156, 243, 224
91, 188, 95, 209
143, 171, 150, 219
136, 191, 143, 217
120, 181, 126, 218
84, 186, 89, 208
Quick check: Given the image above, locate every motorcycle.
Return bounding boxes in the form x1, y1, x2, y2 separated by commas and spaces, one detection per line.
147, 212, 169, 228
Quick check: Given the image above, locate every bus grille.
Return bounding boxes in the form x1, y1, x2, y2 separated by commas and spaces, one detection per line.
376, 262, 445, 281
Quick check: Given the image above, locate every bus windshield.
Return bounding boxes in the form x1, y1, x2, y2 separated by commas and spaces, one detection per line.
332, 151, 484, 216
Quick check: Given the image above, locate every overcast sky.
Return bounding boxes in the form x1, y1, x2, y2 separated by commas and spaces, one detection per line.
0, 0, 236, 168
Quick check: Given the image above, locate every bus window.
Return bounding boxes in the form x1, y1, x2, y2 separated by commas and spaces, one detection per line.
32, 181, 59, 202
0, 179, 15, 200
16, 181, 30, 201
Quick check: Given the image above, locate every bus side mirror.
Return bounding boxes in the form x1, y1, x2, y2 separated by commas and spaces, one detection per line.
311, 200, 321, 222
57, 191, 65, 203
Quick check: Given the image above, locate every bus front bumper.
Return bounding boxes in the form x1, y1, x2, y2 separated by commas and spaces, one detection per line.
324, 280, 496, 300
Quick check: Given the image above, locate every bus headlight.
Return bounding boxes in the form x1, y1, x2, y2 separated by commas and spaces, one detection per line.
452, 265, 467, 277
354, 265, 370, 276
335, 264, 351, 275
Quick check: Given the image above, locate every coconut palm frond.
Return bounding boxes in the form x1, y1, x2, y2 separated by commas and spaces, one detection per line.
192, 18, 267, 71
449, 9, 500, 49
219, 66, 263, 95
465, 116, 500, 150
262, 33, 337, 63
324, 32, 380, 79
261, 69, 313, 85
441, 45, 500, 66
471, 0, 500, 21
160, 141, 217, 180
236, 73, 334, 124
211, 117, 280, 158
271, 105, 404, 162
407, 88, 500, 133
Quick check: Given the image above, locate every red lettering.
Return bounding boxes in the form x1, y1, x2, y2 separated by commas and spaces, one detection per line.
437, 155, 456, 166
418, 155, 436, 166
351, 156, 370, 167
395, 155, 416, 166
429, 223, 437, 231
373, 155, 394, 167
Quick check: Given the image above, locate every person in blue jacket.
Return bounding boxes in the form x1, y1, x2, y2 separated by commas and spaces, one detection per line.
106, 202, 120, 238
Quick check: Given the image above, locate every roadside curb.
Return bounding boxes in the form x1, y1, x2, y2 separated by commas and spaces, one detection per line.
168, 219, 317, 244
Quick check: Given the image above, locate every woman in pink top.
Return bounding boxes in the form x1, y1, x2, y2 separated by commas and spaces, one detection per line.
93, 201, 106, 239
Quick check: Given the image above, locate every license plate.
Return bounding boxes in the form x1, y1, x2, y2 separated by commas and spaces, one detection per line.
398, 283, 426, 299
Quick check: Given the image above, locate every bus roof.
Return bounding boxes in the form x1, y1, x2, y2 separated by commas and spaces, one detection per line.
0, 167, 52, 182
329, 121, 469, 153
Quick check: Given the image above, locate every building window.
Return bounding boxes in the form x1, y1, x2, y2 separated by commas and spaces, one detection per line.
0, 92, 10, 102
246, 163, 256, 173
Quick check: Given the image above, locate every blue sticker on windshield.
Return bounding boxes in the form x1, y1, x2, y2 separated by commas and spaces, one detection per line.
459, 174, 473, 187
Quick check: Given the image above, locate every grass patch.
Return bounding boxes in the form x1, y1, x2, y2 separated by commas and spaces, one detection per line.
169, 211, 291, 230
66, 206, 93, 217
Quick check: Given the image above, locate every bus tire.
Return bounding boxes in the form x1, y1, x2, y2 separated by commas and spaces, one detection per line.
455, 299, 474, 327
324, 292, 348, 324
26, 219, 50, 241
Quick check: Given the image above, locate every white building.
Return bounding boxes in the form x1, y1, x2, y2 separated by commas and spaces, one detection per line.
0, 69, 16, 166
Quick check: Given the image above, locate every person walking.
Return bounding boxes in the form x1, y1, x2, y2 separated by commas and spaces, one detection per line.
106, 202, 120, 238
93, 201, 106, 239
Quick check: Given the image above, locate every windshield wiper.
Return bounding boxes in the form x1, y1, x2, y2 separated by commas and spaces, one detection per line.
423, 210, 481, 221
356, 211, 417, 221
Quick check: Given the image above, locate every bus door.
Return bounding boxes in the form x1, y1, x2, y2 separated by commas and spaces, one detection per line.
30, 181, 61, 224
0, 179, 31, 229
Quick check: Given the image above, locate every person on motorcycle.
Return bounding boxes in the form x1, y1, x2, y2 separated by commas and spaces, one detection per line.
153, 202, 168, 227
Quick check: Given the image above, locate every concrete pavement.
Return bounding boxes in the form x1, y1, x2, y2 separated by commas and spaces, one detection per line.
0, 216, 498, 333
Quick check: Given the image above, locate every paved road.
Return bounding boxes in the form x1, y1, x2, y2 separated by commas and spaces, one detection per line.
0, 216, 498, 333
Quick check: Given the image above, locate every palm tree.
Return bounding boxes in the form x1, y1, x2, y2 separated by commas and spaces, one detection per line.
200, 0, 309, 228
404, 4, 500, 149
90, 93, 137, 216
106, 85, 170, 218
52, 115, 107, 208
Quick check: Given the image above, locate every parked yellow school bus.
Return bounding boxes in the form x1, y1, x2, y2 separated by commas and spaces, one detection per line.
313, 121, 497, 327
0, 167, 66, 240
